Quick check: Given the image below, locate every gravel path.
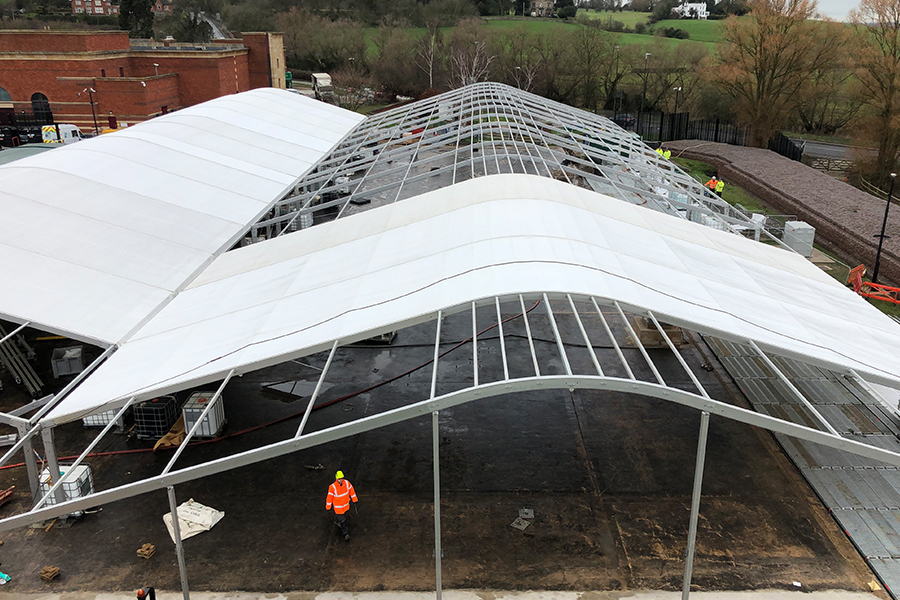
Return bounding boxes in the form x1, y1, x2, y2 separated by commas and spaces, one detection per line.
665, 141, 900, 283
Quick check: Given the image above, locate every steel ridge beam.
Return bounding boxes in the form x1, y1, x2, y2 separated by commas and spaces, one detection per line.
5, 374, 900, 533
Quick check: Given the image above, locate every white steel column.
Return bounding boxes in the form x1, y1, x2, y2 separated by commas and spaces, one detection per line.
167, 485, 190, 600
433, 410, 442, 600
431, 311, 443, 600
36, 397, 138, 509
682, 411, 710, 600
39, 427, 64, 506
15, 423, 40, 500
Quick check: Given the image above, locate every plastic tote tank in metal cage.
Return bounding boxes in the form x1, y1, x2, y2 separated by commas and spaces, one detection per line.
82, 406, 131, 429
38, 464, 93, 506
183, 391, 226, 438
134, 396, 179, 439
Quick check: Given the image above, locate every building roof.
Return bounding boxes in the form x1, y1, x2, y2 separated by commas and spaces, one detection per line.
0, 88, 364, 345
45, 172, 900, 424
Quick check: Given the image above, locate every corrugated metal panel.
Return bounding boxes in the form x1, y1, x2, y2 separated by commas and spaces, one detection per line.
866, 558, 900, 596
706, 337, 900, 599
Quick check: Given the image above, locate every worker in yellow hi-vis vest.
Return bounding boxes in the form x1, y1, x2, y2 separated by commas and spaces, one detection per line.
715, 179, 725, 195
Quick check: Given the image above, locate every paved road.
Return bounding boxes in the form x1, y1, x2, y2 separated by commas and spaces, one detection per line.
796, 140, 876, 160
200, 13, 226, 39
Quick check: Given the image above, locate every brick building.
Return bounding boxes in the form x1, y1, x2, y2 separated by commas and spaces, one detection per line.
0, 30, 286, 133
70, 0, 120, 15
69, 0, 172, 15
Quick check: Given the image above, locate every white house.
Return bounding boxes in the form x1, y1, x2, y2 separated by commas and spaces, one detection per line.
673, 2, 708, 18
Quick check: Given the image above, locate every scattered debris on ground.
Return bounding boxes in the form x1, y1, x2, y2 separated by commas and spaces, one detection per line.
40, 565, 60, 581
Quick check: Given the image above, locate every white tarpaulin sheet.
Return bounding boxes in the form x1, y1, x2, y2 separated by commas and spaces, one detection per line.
0, 88, 363, 345
163, 498, 224, 543
46, 174, 900, 424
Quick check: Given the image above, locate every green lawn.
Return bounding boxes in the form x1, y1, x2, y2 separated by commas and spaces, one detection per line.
578, 9, 649, 27
362, 17, 715, 59
651, 18, 725, 43
482, 18, 576, 33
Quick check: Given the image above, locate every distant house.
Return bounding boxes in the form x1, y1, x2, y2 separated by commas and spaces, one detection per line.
673, 2, 708, 19
70, 0, 119, 16
529, 0, 554, 17
150, 0, 174, 14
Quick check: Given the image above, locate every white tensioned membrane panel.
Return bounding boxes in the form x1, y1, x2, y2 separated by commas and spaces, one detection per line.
47, 173, 900, 424
0, 89, 364, 345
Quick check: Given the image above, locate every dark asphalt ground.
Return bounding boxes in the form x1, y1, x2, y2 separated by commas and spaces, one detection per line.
0, 303, 882, 594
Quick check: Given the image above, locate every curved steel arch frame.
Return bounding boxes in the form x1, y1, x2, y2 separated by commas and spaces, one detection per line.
3, 373, 898, 533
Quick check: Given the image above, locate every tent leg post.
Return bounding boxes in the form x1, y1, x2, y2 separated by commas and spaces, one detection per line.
39, 427, 64, 506
167, 486, 190, 600
433, 410, 442, 600
17, 423, 40, 502
682, 410, 710, 600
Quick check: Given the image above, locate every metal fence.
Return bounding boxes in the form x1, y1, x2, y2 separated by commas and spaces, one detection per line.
628, 111, 804, 162
768, 131, 804, 162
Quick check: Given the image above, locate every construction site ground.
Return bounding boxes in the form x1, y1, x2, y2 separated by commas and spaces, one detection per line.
0, 300, 886, 597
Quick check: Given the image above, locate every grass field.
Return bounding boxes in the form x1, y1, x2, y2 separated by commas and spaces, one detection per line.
579, 10, 727, 43
578, 9, 648, 27
652, 18, 725, 43
362, 15, 718, 59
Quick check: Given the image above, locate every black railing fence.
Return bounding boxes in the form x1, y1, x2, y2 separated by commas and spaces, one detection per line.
615, 109, 803, 162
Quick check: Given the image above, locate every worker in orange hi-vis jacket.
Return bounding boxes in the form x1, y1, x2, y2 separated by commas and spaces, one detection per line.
326, 470, 358, 541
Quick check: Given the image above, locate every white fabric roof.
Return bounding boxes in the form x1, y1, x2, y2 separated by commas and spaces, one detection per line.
47, 173, 900, 424
0, 89, 363, 345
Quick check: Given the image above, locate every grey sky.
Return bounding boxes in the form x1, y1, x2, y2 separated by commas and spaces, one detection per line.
816, 0, 859, 20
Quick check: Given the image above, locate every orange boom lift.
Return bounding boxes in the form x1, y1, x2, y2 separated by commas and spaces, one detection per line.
848, 265, 900, 305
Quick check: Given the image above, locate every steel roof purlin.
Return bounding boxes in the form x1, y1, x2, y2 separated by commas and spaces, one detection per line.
247, 82, 773, 248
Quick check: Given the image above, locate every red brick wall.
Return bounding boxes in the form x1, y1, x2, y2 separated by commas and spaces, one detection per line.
0, 31, 129, 52
0, 31, 260, 125
242, 33, 273, 89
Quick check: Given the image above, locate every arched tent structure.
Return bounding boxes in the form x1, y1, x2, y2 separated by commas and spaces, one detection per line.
1, 83, 900, 596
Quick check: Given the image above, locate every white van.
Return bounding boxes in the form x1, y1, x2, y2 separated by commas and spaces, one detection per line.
42, 124, 85, 145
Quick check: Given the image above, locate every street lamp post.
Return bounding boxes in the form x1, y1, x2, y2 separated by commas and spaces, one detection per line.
873, 172, 897, 284
612, 45, 619, 115
83, 87, 99, 136
638, 52, 650, 136
153, 63, 159, 76
671, 86, 682, 140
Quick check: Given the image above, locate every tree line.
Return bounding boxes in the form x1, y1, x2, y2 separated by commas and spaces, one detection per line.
267, 0, 899, 186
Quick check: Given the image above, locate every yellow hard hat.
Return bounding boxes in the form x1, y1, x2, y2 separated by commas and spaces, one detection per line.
335, 470, 344, 480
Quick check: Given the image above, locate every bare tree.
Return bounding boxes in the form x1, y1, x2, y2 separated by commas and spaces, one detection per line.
489, 26, 543, 92
851, 0, 900, 184
714, 0, 844, 147
447, 19, 496, 88
415, 19, 443, 90
794, 61, 861, 134
331, 66, 376, 112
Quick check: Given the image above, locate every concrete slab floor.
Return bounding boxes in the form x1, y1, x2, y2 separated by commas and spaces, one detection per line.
0, 303, 886, 595
0, 590, 886, 600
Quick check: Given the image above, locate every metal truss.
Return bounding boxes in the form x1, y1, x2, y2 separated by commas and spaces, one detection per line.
245, 83, 786, 248
1, 293, 896, 533
2, 292, 895, 599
